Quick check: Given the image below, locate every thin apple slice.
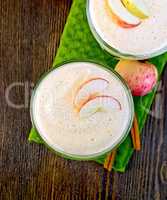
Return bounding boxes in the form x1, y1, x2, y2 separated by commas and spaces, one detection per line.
106, 0, 141, 28
79, 95, 121, 118
74, 77, 109, 109
121, 0, 149, 19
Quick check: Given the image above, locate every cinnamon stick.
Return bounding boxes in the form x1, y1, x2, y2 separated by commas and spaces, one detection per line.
131, 114, 141, 151
131, 125, 136, 149
104, 149, 117, 171
133, 114, 141, 151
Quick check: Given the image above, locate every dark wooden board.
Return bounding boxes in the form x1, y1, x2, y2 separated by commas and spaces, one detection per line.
0, 0, 167, 199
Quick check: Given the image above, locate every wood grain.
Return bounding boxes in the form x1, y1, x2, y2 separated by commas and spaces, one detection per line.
0, 0, 167, 199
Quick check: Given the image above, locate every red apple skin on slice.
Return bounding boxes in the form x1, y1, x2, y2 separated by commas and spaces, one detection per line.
105, 0, 141, 28
110, 11, 141, 28
79, 95, 122, 119
74, 77, 109, 110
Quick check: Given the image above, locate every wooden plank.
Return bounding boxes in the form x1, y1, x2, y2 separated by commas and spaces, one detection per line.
0, 0, 167, 199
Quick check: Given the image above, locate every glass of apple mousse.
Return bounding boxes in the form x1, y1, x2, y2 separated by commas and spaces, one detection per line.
87, 0, 167, 60
30, 61, 134, 160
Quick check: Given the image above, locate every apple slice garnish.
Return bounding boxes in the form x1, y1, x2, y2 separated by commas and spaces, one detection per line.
79, 95, 121, 119
74, 77, 109, 109
121, 0, 149, 19
106, 0, 141, 28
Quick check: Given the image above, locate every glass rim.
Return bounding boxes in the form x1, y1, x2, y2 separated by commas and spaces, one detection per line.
86, 0, 167, 60
30, 60, 134, 160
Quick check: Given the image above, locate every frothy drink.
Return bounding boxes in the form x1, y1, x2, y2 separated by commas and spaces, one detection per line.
88, 0, 167, 58
31, 62, 133, 158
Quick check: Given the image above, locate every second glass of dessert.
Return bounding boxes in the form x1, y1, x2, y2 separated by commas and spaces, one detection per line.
87, 0, 167, 59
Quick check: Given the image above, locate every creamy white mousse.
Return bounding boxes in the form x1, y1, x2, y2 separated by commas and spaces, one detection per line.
88, 0, 167, 57
31, 62, 133, 157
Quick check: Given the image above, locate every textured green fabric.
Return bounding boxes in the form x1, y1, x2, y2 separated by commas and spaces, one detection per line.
29, 0, 167, 172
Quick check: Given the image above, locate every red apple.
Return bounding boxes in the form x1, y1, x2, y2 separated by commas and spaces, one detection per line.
115, 60, 158, 96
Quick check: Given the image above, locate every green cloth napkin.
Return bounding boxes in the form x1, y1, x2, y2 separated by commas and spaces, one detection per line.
28, 0, 167, 172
